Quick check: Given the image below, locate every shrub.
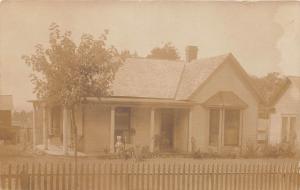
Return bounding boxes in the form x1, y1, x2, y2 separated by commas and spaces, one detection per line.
242, 143, 261, 158
261, 142, 296, 158
192, 149, 237, 159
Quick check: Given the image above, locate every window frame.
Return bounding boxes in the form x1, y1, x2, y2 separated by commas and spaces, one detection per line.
208, 107, 242, 148
281, 114, 297, 144
115, 107, 132, 144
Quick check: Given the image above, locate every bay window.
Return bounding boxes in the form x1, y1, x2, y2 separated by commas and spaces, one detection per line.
209, 108, 241, 147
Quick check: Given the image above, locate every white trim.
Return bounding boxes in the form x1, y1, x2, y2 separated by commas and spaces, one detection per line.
110, 106, 115, 153
150, 108, 155, 152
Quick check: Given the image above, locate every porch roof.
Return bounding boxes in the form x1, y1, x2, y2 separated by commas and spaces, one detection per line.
86, 97, 194, 107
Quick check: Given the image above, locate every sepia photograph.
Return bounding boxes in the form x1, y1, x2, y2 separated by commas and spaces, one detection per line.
0, 1, 299, 190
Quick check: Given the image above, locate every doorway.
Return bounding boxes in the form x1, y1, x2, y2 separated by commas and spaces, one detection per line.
160, 109, 175, 151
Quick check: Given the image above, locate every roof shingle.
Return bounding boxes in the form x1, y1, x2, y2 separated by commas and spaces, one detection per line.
111, 54, 232, 100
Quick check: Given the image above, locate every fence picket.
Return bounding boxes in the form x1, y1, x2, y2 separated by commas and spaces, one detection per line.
142, 163, 145, 190
0, 160, 298, 190
55, 163, 59, 190
136, 163, 140, 190
171, 163, 176, 190
15, 164, 19, 190
157, 164, 160, 190
196, 164, 200, 190
119, 163, 122, 190
8, 163, 12, 190
147, 164, 150, 190
92, 163, 95, 190
37, 163, 41, 190
62, 163, 66, 190
86, 163, 90, 190
67, 163, 72, 190
177, 164, 181, 190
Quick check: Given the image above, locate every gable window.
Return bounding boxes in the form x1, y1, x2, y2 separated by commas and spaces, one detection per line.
281, 116, 296, 144
115, 107, 132, 144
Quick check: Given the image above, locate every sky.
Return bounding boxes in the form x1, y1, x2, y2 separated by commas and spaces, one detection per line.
0, 1, 300, 111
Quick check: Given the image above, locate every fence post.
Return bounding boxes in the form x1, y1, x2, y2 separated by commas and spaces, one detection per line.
44, 163, 48, 190
297, 161, 300, 190
16, 164, 20, 190
20, 164, 29, 190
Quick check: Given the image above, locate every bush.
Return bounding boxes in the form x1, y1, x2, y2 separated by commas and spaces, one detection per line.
119, 145, 153, 161
261, 142, 296, 158
192, 149, 237, 159
242, 143, 261, 158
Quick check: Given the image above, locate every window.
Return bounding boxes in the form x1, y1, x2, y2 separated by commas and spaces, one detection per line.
209, 109, 220, 146
208, 108, 241, 147
224, 109, 240, 146
281, 116, 296, 144
115, 107, 131, 144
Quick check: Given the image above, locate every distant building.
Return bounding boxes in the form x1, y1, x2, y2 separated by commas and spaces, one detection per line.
0, 95, 14, 144
0, 95, 13, 128
268, 76, 300, 149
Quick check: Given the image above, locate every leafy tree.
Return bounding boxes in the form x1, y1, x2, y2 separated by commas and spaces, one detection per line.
147, 42, 180, 60
23, 24, 121, 107
251, 72, 289, 105
23, 23, 122, 188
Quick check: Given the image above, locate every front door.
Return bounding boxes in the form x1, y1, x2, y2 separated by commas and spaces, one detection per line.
160, 109, 174, 151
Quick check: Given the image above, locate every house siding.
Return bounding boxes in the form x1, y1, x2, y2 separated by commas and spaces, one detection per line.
269, 82, 300, 149
189, 61, 258, 152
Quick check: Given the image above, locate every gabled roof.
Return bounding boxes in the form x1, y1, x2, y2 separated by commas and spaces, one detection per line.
112, 58, 185, 99
175, 54, 229, 99
0, 95, 13, 110
111, 53, 261, 103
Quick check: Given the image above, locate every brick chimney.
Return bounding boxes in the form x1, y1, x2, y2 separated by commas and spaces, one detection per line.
185, 46, 198, 62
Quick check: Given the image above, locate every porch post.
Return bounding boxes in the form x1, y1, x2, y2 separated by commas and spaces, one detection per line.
48, 108, 52, 146
110, 106, 115, 153
188, 109, 193, 152
63, 106, 70, 155
219, 108, 224, 152
32, 103, 37, 150
150, 107, 155, 152
42, 105, 48, 150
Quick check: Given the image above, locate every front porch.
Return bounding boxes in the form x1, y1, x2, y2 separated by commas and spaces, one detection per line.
31, 98, 194, 155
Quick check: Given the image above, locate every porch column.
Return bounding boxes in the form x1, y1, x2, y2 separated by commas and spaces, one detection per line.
32, 104, 37, 150
42, 106, 48, 150
150, 108, 155, 152
110, 106, 115, 153
63, 107, 70, 155
188, 109, 193, 152
47, 108, 52, 146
